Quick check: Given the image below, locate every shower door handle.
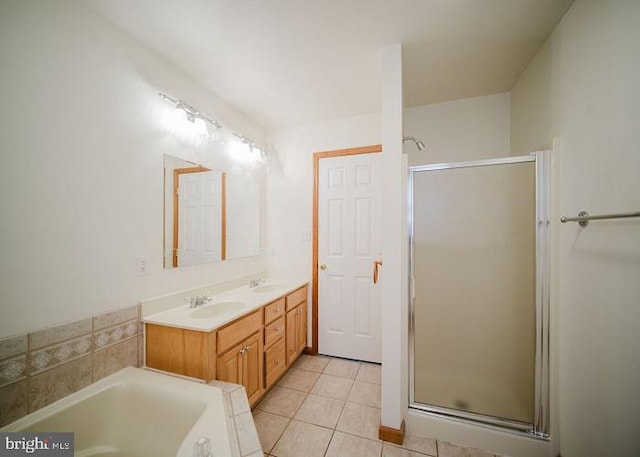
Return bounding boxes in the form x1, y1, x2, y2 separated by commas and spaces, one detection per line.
373, 260, 383, 284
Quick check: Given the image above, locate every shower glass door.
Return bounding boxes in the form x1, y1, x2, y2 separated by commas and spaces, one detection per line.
409, 154, 549, 433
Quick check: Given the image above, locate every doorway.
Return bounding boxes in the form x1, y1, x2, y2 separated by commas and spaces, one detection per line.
312, 145, 383, 363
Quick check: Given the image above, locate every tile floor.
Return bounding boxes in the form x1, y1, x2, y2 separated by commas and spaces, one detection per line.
253, 355, 506, 457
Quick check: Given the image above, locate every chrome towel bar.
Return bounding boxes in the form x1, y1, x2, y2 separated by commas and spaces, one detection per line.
560, 210, 640, 227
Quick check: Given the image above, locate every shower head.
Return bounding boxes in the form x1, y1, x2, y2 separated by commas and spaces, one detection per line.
403, 136, 426, 151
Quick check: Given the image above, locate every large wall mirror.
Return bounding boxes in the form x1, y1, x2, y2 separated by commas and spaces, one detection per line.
164, 154, 260, 268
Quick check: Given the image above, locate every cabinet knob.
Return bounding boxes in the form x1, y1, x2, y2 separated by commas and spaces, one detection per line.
275, 359, 280, 365
276, 307, 280, 312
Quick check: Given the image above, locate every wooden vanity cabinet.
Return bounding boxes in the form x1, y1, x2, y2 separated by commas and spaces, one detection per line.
145, 324, 216, 381
285, 286, 308, 364
216, 310, 264, 405
145, 283, 308, 407
217, 332, 263, 405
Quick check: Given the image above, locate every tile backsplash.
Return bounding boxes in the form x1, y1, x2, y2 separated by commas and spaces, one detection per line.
0, 304, 142, 427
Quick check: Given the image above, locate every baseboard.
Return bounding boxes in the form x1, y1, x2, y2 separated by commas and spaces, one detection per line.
302, 346, 317, 355
379, 420, 405, 445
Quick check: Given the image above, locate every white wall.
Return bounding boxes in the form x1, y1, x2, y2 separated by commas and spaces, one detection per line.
404, 92, 512, 164
0, 0, 268, 337
511, 1, 640, 455
267, 113, 382, 280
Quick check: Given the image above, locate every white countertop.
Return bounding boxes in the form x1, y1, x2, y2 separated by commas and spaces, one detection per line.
142, 279, 308, 332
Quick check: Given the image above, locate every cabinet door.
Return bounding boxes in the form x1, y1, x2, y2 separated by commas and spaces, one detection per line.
286, 309, 298, 364
217, 342, 242, 385
297, 303, 307, 353
242, 332, 262, 405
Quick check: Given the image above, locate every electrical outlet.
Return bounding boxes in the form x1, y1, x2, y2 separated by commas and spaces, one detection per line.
136, 256, 149, 276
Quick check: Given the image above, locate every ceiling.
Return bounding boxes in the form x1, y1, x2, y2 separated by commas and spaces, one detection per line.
83, 0, 574, 130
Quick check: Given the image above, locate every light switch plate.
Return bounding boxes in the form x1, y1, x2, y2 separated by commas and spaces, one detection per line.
136, 256, 149, 276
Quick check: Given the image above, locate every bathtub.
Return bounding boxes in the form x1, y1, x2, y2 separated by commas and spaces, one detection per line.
2, 367, 234, 457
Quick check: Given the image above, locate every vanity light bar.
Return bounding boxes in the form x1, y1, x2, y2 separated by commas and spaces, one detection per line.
159, 92, 267, 156
159, 92, 222, 129
232, 132, 267, 156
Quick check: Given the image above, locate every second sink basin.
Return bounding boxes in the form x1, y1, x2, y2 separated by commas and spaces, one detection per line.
252, 284, 286, 294
190, 301, 246, 319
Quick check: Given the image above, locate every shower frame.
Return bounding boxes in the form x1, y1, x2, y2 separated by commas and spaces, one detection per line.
407, 152, 551, 439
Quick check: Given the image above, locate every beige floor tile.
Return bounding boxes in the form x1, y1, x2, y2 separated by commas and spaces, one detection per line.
324, 358, 361, 379
256, 386, 307, 418
347, 380, 381, 408
382, 442, 426, 457
311, 374, 354, 400
252, 410, 289, 454
356, 363, 382, 384
402, 435, 437, 456
276, 367, 320, 392
271, 420, 333, 457
326, 431, 382, 457
293, 354, 330, 372
336, 402, 381, 441
437, 441, 495, 457
294, 394, 345, 428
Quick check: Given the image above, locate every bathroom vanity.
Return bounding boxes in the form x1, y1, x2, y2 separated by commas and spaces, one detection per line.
143, 282, 308, 407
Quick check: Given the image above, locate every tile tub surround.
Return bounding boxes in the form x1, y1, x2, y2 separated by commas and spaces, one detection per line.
208, 379, 263, 457
0, 304, 142, 427
254, 355, 512, 457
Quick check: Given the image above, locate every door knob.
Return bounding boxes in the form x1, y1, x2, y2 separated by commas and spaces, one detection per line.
319, 264, 327, 270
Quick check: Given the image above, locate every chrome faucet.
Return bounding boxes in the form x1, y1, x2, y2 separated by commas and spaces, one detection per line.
186, 293, 212, 308
249, 278, 266, 288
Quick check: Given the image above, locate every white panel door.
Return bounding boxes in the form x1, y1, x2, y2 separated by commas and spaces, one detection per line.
318, 153, 382, 363
178, 170, 222, 266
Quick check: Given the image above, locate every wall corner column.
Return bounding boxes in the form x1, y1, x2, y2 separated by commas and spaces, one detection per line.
379, 43, 408, 439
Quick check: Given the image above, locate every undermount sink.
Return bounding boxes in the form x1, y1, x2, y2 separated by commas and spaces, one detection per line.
252, 284, 286, 294
190, 301, 246, 319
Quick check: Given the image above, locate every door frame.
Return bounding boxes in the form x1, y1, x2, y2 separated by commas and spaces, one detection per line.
310, 144, 382, 355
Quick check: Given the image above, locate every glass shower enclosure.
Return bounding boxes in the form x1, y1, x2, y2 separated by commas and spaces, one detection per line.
409, 153, 550, 437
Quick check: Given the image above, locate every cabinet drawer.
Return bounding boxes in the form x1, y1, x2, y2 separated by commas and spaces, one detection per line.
264, 316, 285, 348
217, 310, 262, 355
264, 298, 285, 324
286, 285, 307, 311
264, 338, 287, 387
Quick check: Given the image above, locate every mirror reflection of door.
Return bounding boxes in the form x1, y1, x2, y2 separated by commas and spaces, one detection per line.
173, 167, 222, 267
